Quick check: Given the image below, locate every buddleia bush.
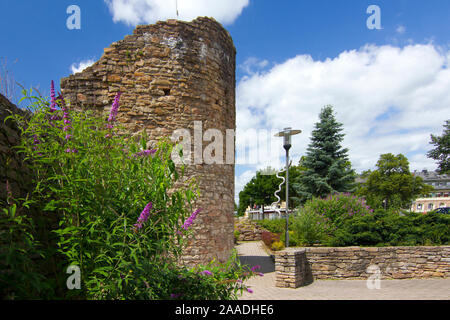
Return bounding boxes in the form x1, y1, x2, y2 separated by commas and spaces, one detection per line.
2, 82, 257, 299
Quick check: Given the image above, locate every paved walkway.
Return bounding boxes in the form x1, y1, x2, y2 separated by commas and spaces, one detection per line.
236, 241, 450, 300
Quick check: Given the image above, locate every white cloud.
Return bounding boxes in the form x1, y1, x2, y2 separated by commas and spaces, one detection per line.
239, 57, 269, 75
70, 60, 95, 74
235, 43, 450, 200
104, 0, 249, 26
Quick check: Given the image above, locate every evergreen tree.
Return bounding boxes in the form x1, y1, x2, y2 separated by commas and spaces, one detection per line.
427, 120, 450, 174
293, 105, 355, 203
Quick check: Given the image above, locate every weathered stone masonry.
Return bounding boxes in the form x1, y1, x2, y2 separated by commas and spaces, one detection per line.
0, 94, 32, 203
276, 246, 450, 288
60, 17, 236, 266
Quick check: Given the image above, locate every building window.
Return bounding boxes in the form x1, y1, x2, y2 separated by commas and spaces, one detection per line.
440, 203, 445, 208
417, 204, 423, 210
428, 203, 434, 210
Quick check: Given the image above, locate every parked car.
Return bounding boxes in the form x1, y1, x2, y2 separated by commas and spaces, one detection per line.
434, 207, 450, 214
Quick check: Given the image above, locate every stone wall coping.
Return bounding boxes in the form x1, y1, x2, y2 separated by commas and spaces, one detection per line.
275, 245, 450, 257
293, 246, 450, 251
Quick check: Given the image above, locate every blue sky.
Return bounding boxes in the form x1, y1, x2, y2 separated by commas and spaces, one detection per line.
1, 0, 449, 203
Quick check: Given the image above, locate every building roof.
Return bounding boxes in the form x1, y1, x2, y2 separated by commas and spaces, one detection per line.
412, 170, 449, 182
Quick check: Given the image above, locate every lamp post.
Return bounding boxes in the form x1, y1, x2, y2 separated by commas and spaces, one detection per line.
275, 127, 301, 247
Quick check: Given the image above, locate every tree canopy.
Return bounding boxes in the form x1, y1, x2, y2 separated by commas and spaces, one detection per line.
237, 166, 302, 216
356, 153, 434, 210
427, 120, 450, 174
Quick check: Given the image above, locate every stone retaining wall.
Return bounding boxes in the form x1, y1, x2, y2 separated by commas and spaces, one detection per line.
234, 218, 266, 241
275, 249, 308, 288
275, 246, 450, 288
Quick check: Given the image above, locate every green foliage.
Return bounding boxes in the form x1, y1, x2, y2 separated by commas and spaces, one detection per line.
256, 194, 448, 249
293, 105, 355, 203
238, 166, 303, 216
260, 230, 280, 248
233, 230, 240, 243
427, 120, 450, 174
256, 218, 287, 235
328, 210, 450, 247
303, 193, 374, 227
0, 200, 51, 299
135, 250, 256, 300
290, 208, 333, 246
357, 153, 434, 210
2, 89, 257, 300
271, 241, 285, 251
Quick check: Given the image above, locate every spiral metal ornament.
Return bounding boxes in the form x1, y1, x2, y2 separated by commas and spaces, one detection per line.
271, 166, 286, 217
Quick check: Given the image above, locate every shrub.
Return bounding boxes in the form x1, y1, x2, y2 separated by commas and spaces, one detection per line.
234, 230, 240, 243
291, 208, 333, 246
303, 193, 374, 228
271, 241, 285, 251
0, 200, 50, 299
328, 209, 450, 247
256, 218, 287, 234
261, 231, 280, 247
2, 87, 257, 299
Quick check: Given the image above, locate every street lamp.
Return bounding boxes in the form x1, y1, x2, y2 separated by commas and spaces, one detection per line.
275, 127, 301, 247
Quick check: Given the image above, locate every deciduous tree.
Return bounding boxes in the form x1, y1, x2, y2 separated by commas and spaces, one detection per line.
427, 120, 450, 174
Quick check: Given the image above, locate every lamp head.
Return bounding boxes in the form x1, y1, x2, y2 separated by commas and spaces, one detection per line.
275, 127, 302, 150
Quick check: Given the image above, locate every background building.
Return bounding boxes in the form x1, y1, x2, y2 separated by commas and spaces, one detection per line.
411, 170, 450, 213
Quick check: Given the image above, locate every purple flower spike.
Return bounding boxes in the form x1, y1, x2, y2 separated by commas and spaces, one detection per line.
251, 265, 261, 272
108, 92, 122, 123
200, 270, 213, 276
247, 288, 254, 294
134, 149, 157, 157
134, 202, 153, 230
50, 81, 57, 112
181, 209, 201, 231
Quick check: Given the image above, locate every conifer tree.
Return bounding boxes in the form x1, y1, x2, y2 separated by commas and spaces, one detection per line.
293, 105, 355, 202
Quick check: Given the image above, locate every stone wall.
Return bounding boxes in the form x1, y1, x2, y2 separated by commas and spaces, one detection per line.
275, 246, 450, 288
234, 218, 266, 241
60, 17, 236, 266
0, 94, 32, 204
275, 249, 309, 288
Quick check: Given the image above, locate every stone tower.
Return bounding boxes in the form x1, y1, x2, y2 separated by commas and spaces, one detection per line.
60, 17, 236, 266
